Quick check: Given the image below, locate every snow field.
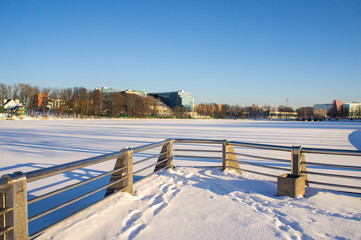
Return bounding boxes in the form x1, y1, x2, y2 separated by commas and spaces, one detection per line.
1, 119, 361, 239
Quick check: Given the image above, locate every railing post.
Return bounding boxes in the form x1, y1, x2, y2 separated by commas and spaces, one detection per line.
277, 147, 307, 198
222, 140, 227, 171
105, 148, 134, 196
291, 146, 308, 186
0, 172, 28, 240
154, 139, 174, 172
291, 146, 302, 175
125, 148, 134, 195
167, 140, 174, 169
222, 140, 241, 174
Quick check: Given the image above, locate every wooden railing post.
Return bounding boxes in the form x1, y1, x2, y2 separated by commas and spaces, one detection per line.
1, 172, 28, 240
105, 148, 134, 196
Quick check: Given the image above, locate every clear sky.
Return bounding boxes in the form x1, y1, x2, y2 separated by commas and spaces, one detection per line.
1, 0, 360, 108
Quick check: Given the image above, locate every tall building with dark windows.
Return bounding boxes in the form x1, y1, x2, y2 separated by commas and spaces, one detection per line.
149, 90, 194, 111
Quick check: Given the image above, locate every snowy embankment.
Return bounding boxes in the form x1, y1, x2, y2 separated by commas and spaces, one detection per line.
1, 119, 361, 239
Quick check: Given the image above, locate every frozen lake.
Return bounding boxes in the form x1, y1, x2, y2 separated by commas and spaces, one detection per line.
2, 119, 361, 174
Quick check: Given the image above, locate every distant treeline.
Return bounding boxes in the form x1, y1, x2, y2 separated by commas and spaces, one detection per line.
195, 103, 313, 119
0, 83, 191, 118
1, 83, 315, 119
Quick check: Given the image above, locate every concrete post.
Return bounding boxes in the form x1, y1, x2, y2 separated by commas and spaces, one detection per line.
105, 148, 134, 196
167, 140, 174, 169
154, 139, 174, 172
291, 146, 308, 185
222, 140, 241, 174
277, 146, 308, 197
1, 172, 28, 240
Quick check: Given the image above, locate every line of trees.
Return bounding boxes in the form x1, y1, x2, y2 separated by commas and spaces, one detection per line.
2, 83, 332, 120
0, 83, 186, 118
195, 103, 308, 119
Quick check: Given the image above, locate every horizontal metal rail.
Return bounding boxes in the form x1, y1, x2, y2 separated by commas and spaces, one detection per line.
229, 140, 292, 152
174, 139, 223, 145
24, 140, 167, 183
0, 207, 13, 216
229, 152, 291, 163
300, 161, 361, 170
0, 178, 9, 191
0, 226, 14, 236
28, 166, 128, 205
132, 140, 169, 153
174, 149, 222, 153
307, 180, 361, 190
173, 155, 222, 160
133, 158, 169, 175
230, 159, 289, 171
302, 147, 361, 156
227, 166, 278, 178
25, 150, 124, 182
133, 152, 167, 166
301, 171, 361, 180
28, 176, 128, 223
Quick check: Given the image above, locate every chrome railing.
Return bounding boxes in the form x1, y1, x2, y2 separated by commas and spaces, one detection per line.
1, 138, 360, 240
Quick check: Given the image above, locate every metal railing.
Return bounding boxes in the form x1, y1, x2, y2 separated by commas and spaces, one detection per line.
1, 138, 360, 239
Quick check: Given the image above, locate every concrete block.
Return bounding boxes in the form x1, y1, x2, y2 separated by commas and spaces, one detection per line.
277, 174, 305, 198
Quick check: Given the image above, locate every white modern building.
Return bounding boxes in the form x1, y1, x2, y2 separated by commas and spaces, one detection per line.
343, 102, 361, 118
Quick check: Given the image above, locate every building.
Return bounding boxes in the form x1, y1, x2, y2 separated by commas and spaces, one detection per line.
313, 103, 333, 119
332, 100, 344, 118
34, 93, 49, 108
343, 102, 361, 119
95, 87, 122, 93
149, 90, 194, 111
2, 99, 26, 117
313, 99, 361, 119
122, 90, 147, 96
265, 110, 298, 120
47, 99, 64, 110
147, 96, 173, 117
3, 99, 19, 110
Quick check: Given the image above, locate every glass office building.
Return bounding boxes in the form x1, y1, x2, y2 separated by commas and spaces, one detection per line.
149, 90, 194, 111
95, 87, 122, 93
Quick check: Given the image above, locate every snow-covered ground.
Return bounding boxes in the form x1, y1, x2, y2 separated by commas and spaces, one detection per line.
1, 119, 361, 239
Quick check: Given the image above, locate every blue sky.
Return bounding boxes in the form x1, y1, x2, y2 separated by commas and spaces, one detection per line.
1, 0, 360, 108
